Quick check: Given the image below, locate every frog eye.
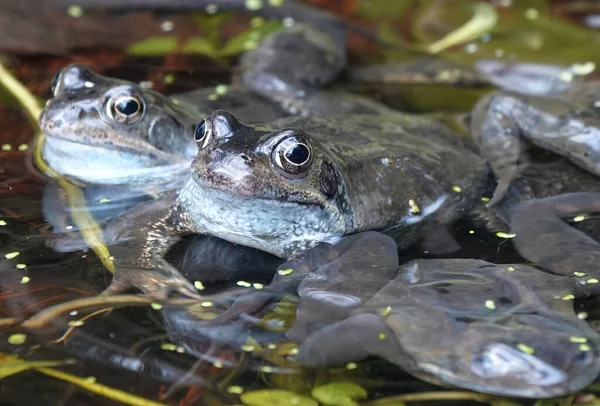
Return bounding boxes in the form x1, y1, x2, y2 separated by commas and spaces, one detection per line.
194, 119, 213, 149
51, 71, 61, 96
107, 94, 144, 124
272, 132, 313, 177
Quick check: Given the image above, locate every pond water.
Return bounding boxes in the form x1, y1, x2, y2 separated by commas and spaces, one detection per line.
1, 1, 600, 405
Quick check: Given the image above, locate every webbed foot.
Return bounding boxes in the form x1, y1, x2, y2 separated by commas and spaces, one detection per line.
102, 261, 200, 300
509, 192, 600, 278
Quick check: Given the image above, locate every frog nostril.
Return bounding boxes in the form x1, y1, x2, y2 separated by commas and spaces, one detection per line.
240, 154, 250, 162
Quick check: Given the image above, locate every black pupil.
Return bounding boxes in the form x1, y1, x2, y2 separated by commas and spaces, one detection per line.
285, 144, 309, 165
195, 120, 206, 142
116, 98, 140, 115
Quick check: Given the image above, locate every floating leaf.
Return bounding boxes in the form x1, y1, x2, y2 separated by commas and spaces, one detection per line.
311, 381, 368, 406
241, 389, 317, 406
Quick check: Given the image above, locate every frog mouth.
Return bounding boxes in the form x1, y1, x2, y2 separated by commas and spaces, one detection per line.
191, 173, 325, 207
39, 108, 184, 164
41, 136, 190, 186
42, 130, 184, 165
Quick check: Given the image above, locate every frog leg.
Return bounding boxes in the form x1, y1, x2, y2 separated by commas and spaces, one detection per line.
237, 21, 348, 116
470, 93, 529, 206
473, 59, 580, 97
47, 194, 199, 300
294, 313, 401, 367
508, 193, 600, 281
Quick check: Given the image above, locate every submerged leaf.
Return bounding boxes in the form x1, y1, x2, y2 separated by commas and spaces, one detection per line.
241, 389, 317, 406
311, 381, 368, 406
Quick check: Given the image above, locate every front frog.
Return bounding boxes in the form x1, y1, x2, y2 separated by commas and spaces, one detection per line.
184, 110, 489, 258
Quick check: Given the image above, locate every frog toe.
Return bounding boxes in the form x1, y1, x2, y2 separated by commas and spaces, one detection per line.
103, 266, 200, 300
488, 178, 513, 207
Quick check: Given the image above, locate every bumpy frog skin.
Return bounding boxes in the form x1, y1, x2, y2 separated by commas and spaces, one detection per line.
186, 110, 487, 257
470, 81, 600, 206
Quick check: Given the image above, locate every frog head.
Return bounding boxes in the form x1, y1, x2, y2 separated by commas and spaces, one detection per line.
39, 64, 197, 188
187, 110, 348, 257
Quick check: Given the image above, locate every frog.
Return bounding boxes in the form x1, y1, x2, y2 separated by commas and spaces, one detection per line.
59, 109, 487, 298
470, 80, 600, 206
157, 231, 600, 398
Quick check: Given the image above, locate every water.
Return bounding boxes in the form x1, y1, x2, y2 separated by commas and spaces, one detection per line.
1, 1, 600, 405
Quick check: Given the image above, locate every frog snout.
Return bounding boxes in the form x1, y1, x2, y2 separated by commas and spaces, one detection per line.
39, 100, 65, 132
40, 99, 99, 135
